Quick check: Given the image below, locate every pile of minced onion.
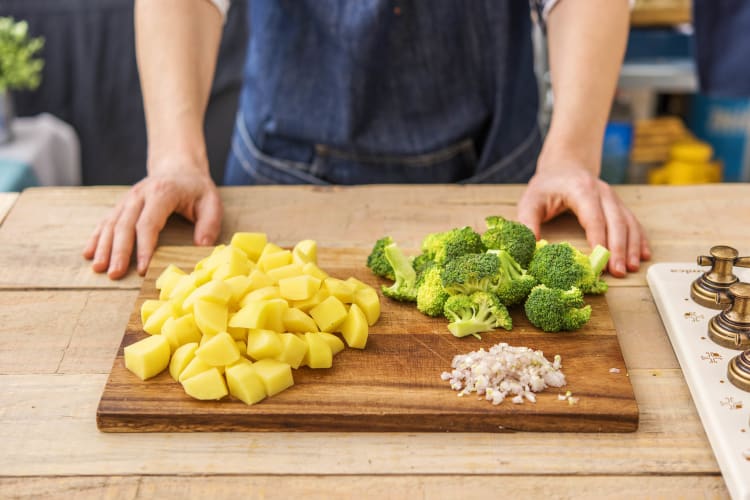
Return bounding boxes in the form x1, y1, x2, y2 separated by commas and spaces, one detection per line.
441, 342, 566, 405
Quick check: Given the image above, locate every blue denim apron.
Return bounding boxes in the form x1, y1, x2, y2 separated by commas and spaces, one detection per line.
224, 0, 541, 185
693, 0, 750, 97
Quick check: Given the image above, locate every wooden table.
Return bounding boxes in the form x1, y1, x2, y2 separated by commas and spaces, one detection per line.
1, 185, 747, 498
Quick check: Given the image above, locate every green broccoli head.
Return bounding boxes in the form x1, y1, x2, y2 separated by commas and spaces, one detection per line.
411, 253, 434, 284
527, 242, 610, 294
523, 284, 592, 332
440, 253, 502, 296
381, 242, 418, 302
481, 216, 537, 268
488, 249, 538, 305
443, 291, 512, 339
366, 236, 395, 280
420, 226, 485, 265
416, 266, 450, 317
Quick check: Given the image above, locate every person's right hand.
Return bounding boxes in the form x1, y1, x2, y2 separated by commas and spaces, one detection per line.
82, 163, 223, 279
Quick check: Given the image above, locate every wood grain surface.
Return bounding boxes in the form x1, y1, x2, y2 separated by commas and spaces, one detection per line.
5, 185, 748, 498
97, 246, 638, 433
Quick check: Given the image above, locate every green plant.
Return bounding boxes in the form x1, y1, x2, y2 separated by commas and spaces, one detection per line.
0, 17, 44, 92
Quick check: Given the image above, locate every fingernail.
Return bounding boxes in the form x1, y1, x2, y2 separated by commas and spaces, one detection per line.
616, 261, 626, 274
200, 237, 211, 246
108, 263, 121, 275
629, 256, 639, 268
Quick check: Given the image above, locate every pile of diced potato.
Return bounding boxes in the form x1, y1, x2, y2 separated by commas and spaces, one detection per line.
124, 232, 381, 405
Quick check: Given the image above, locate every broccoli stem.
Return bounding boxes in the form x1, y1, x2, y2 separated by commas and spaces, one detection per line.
447, 321, 484, 339
589, 245, 611, 276
384, 244, 417, 284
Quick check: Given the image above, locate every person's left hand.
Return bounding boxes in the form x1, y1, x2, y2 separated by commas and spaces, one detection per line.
517, 161, 651, 278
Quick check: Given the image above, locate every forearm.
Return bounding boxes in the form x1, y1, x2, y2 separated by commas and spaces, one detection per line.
541, 0, 630, 173
135, 0, 223, 173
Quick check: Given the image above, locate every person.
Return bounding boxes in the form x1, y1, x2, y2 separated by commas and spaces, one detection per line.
83, 0, 650, 279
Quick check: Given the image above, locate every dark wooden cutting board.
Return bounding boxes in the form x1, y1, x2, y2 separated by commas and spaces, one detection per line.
97, 246, 638, 433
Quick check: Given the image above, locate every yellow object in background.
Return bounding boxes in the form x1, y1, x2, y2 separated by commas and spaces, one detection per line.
648, 140, 722, 185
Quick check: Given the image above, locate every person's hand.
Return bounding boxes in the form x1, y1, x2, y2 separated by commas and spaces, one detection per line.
517, 162, 651, 278
82, 162, 223, 279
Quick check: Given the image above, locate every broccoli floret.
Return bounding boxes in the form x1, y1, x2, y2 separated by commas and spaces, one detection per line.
524, 285, 591, 332
527, 242, 610, 294
443, 291, 512, 339
420, 226, 485, 265
411, 253, 435, 284
381, 243, 418, 302
440, 253, 502, 296
481, 216, 536, 268
366, 236, 395, 280
489, 249, 537, 305
416, 266, 450, 317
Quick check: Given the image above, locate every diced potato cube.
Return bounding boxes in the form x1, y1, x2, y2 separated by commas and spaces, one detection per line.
252, 359, 294, 396
322, 278, 356, 303
230, 232, 268, 261
201, 245, 238, 274
354, 287, 381, 326
295, 333, 311, 367
309, 296, 348, 332
227, 326, 248, 341
181, 367, 228, 400
193, 298, 228, 336
239, 286, 280, 308
124, 334, 171, 381
279, 275, 321, 301
275, 333, 308, 369
178, 356, 217, 382
156, 264, 187, 299
194, 256, 209, 271
229, 356, 253, 368
247, 269, 275, 291
143, 301, 177, 335
290, 288, 330, 313
235, 340, 247, 354
162, 314, 201, 351
340, 303, 368, 349
258, 250, 292, 272
318, 332, 346, 355
199, 332, 215, 346
292, 239, 317, 265
226, 362, 267, 405
167, 274, 197, 311
266, 263, 304, 284
302, 262, 329, 280
191, 268, 213, 287
169, 342, 198, 381
224, 275, 253, 306
182, 280, 233, 311
282, 307, 319, 333
304, 332, 333, 369
212, 248, 252, 281
263, 298, 289, 333
229, 301, 269, 329
346, 276, 373, 292
195, 331, 240, 366
259, 242, 285, 256
140, 299, 163, 326
246, 329, 283, 360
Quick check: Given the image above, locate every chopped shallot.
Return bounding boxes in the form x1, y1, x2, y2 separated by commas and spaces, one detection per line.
440, 342, 566, 405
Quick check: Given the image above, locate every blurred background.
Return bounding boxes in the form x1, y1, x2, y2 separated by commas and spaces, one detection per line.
0, 0, 748, 190
0, 0, 248, 189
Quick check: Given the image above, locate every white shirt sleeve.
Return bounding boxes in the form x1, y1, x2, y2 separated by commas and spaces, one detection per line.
209, 0, 231, 19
